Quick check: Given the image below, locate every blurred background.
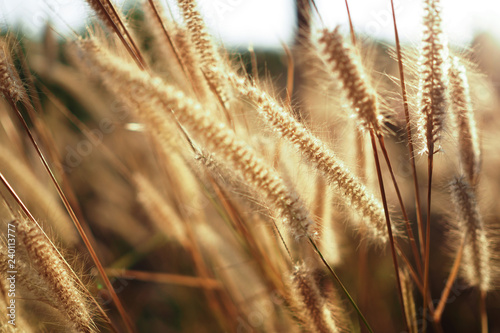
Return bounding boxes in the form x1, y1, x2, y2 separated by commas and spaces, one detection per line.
3, 0, 499, 96
1, 0, 500, 48
1, 1, 500, 332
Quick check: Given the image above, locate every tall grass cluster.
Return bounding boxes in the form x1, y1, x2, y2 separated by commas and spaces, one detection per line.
0, 0, 499, 332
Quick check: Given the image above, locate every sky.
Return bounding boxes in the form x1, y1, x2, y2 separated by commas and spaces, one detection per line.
0, 0, 499, 49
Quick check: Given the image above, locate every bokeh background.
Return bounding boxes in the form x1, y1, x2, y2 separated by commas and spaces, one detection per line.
1, 1, 500, 332
2, 0, 500, 47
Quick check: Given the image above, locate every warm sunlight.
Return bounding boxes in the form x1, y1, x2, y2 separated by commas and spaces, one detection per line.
0, 1, 499, 332
1, 0, 499, 47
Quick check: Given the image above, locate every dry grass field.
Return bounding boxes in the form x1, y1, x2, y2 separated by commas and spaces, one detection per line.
0, 0, 499, 332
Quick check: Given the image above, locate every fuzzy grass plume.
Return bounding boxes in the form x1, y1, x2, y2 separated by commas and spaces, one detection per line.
415, 0, 449, 153
0, 0, 499, 332
13, 218, 96, 332
449, 177, 492, 292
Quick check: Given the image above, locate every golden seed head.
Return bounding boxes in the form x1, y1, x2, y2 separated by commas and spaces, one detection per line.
315, 27, 383, 133
450, 177, 492, 291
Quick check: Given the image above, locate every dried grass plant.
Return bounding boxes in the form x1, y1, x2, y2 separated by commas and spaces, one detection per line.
0, 0, 499, 332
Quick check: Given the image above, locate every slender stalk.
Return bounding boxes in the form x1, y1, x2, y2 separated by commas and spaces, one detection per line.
434, 233, 466, 321
308, 237, 374, 333
200, 69, 235, 131
0, 173, 119, 333
104, 0, 146, 68
90, 0, 147, 70
341, 9, 375, 330
357, 238, 369, 329
282, 42, 295, 106
395, 242, 423, 293
248, 45, 259, 84
390, 0, 425, 258
5, 98, 136, 333
370, 129, 409, 332
39, 84, 133, 180
395, 242, 445, 332
480, 289, 488, 333
344, 0, 356, 45
146, 0, 190, 80
164, 170, 239, 331
422, 147, 434, 332
378, 134, 423, 277
105, 269, 220, 289
17, 56, 108, 276
396, 240, 445, 333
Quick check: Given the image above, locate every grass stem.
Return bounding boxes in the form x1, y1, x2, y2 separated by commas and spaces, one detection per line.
370, 129, 409, 332
308, 237, 374, 333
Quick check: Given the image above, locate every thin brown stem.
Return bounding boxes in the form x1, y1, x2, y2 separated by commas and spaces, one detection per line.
357, 238, 369, 330
146, 0, 185, 74
39, 84, 133, 180
105, 269, 221, 289
369, 129, 409, 332
17, 62, 110, 283
308, 237, 374, 333
0, 173, 119, 333
200, 69, 235, 131
344, 0, 356, 45
5, 98, 136, 333
434, 233, 466, 321
422, 148, 434, 332
90, 0, 146, 70
248, 45, 259, 84
395, 242, 423, 293
397, 243, 445, 333
282, 42, 295, 106
390, 0, 425, 258
378, 135, 423, 278
396, 241, 444, 333
480, 289, 488, 333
